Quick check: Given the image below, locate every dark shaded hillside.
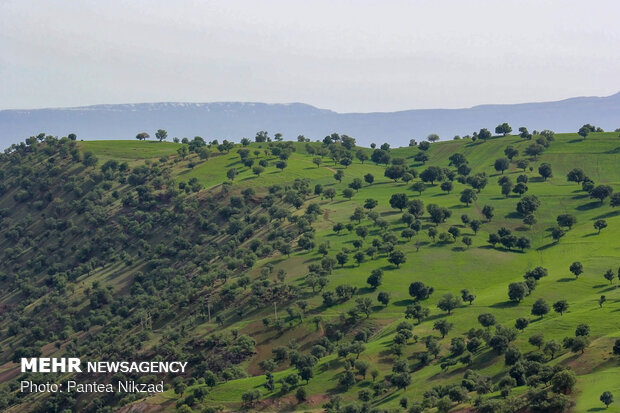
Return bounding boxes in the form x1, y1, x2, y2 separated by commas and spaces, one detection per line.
1, 92, 619, 148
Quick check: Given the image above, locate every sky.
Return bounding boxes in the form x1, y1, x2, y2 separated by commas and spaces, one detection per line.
1, 0, 619, 112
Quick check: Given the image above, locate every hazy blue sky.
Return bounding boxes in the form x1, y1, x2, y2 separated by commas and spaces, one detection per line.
1, 0, 619, 112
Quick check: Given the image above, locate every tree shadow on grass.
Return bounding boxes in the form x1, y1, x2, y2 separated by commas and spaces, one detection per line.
374, 391, 402, 405
536, 242, 557, 251
571, 194, 589, 200
489, 301, 520, 309
557, 278, 575, 283
392, 299, 413, 307
583, 232, 599, 238
504, 211, 522, 219
450, 204, 469, 209
587, 408, 606, 412
357, 287, 374, 295
593, 210, 619, 220
576, 201, 602, 211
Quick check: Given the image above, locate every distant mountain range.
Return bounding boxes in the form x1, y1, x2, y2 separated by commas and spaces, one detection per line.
1, 92, 619, 148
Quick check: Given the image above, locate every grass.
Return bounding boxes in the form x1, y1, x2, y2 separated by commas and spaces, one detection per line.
83, 132, 620, 411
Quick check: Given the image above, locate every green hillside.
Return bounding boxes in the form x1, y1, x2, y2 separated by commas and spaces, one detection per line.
0, 130, 619, 412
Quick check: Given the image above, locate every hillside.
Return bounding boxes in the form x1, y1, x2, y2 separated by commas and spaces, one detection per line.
1, 92, 620, 148
0, 130, 619, 413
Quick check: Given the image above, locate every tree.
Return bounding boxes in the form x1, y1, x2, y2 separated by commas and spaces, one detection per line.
505, 346, 522, 366
531, 298, 549, 318
462, 236, 473, 249
525, 143, 544, 158
336, 252, 349, 267
83, 151, 98, 167
569, 262, 583, 278
611, 192, 620, 207
362, 198, 378, 211
367, 269, 383, 289
447, 226, 460, 241
353, 251, 365, 266
370, 149, 391, 165
538, 163, 553, 181
600, 391, 614, 408
551, 226, 566, 242
478, 128, 492, 141
553, 300, 569, 316
551, 369, 577, 394
460, 289, 476, 304
414, 152, 429, 164
343, 188, 354, 200
590, 185, 613, 203
512, 182, 528, 196
567, 168, 586, 184
501, 182, 513, 198
405, 304, 430, 324
437, 293, 461, 314
364, 173, 374, 185
494, 158, 510, 174
440, 181, 453, 193
495, 123, 512, 136
556, 214, 577, 229
408, 281, 434, 301
295, 387, 307, 402
543, 340, 561, 359
469, 220, 482, 234
516, 195, 540, 216
433, 319, 454, 338
389, 193, 409, 211
377, 291, 390, 306
411, 182, 426, 195
420, 166, 444, 184
384, 165, 405, 182
517, 159, 530, 172
355, 150, 369, 164
136, 132, 150, 141
578, 125, 590, 139
427, 133, 440, 142
312, 157, 322, 168
334, 170, 344, 182
604, 269, 615, 284
504, 145, 519, 160
388, 250, 406, 268
478, 313, 496, 329
350, 207, 365, 224
355, 297, 373, 318
482, 205, 494, 221
155, 129, 168, 141
324, 188, 337, 201
251, 165, 265, 177
599, 295, 607, 308
515, 318, 529, 331
594, 219, 608, 234
276, 160, 287, 171
460, 189, 477, 206
508, 282, 529, 302
338, 370, 356, 389
227, 168, 239, 181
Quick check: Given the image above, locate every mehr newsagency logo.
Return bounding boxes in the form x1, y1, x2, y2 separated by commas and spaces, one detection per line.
20, 358, 187, 393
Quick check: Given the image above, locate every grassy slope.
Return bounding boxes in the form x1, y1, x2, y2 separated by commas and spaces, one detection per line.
82, 133, 620, 412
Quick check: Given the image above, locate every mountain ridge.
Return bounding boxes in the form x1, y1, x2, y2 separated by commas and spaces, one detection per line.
1, 92, 619, 148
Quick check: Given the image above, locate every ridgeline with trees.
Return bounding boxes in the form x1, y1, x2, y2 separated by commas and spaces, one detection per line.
0, 127, 618, 412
